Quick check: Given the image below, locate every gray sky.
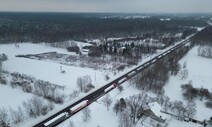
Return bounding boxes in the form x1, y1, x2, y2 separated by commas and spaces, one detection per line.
0, 0, 212, 13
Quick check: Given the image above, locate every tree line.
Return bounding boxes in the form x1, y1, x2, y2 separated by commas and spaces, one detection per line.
0, 12, 207, 43
9, 72, 65, 104
193, 26, 212, 45
131, 46, 190, 94
0, 97, 54, 127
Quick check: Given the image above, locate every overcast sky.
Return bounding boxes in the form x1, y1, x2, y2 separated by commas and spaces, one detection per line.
0, 0, 212, 13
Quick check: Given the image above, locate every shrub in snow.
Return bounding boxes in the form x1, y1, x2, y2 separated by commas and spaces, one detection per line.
205, 101, 212, 109
118, 110, 132, 127
181, 82, 211, 101
76, 75, 93, 93
34, 80, 65, 104
181, 83, 198, 101
0, 75, 7, 85
22, 82, 32, 93
102, 94, 113, 111
0, 54, 8, 62
184, 101, 196, 117
9, 106, 24, 124
117, 86, 124, 93
82, 107, 91, 122
198, 46, 212, 58
69, 120, 75, 127
179, 69, 189, 80
10, 72, 65, 104
69, 90, 79, 100
0, 108, 10, 127
105, 75, 110, 81
22, 97, 54, 118
84, 84, 95, 93
67, 46, 80, 54
113, 98, 127, 116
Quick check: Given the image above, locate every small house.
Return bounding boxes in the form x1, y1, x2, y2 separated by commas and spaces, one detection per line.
143, 102, 167, 123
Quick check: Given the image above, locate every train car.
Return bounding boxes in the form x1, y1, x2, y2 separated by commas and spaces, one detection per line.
137, 66, 143, 71
118, 77, 127, 84
151, 59, 156, 63
70, 100, 89, 114
127, 71, 136, 78
104, 83, 116, 93
158, 55, 162, 58
44, 112, 68, 127
145, 62, 150, 66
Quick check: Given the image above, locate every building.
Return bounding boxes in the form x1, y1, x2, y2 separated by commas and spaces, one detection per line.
143, 102, 167, 123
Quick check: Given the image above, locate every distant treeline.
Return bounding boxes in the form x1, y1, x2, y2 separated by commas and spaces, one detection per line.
193, 26, 212, 45
0, 12, 207, 43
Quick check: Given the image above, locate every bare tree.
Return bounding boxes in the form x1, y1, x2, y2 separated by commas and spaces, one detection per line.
31, 97, 45, 116
119, 110, 132, 127
47, 101, 54, 111
185, 101, 196, 117
22, 97, 53, 118
83, 75, 92, 86
102, 94, 113, 111
9, 106, 24, 124
69, 90, 79, 100
113, 98, 127, 116
126, 94, 145, 124
183, 61, 187, 69
163, 96, 170, 112
180, 69, 189, 80
82, 107, 91, 122
117, 86, 124, 93
173, 100, 185, 119
77, 77, 84, 92
69, 120, 75, 127
0, 108, 10, 127
77, 75, 93, 93
113, 100, 120, 116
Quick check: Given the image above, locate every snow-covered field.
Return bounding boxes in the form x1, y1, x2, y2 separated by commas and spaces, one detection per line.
57, 82, 141, 127
0, 85, 34, 110
0, 42, 159, 127
164, 46, 212, 121
58, 46, 212, 127
1, 41, 211, 127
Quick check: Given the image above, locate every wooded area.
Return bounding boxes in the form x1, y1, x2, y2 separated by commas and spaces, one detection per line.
0, 12, 207, 43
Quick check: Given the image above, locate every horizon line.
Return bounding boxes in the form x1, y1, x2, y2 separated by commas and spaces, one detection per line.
0, 11, 212, 15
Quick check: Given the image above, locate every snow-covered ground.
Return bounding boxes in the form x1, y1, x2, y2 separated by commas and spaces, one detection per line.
0, 85, 34, 110
0, 43, 120, 95
57, 82, 141, 127
58, 46, 212, 127
1, 39, 210, 127
164, 46, 212, 120
0, 42, 160, 127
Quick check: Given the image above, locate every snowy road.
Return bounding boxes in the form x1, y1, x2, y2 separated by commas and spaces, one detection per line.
34, 35, 192, 127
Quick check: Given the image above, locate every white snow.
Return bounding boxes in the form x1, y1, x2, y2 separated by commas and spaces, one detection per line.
164, 46, 212, 120
57, 82, 141, 127
148, 102, 167, 120
58, 45, 212, 127
0, 85, 34, 110
1, 37, 210, 127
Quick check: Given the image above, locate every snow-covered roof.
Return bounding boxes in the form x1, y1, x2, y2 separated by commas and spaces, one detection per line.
148, 102, 167, 120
